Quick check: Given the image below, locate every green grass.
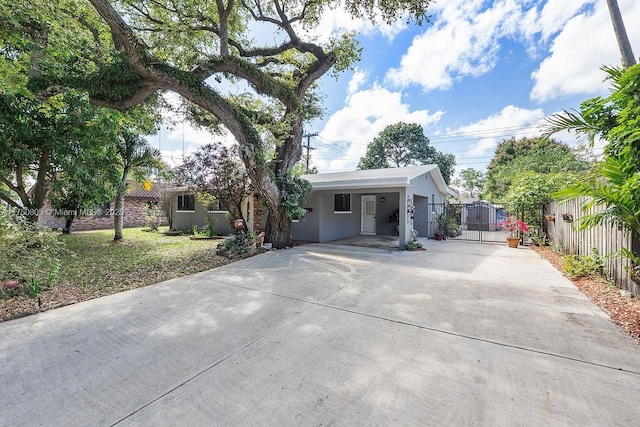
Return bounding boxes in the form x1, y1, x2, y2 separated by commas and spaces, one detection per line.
58, 227, 230, 295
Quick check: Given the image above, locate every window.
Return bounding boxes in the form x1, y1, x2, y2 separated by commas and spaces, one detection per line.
94, 202, 111, 218
177, 194, 196, 211
334, 194, 351, 213
206, 199, 223, 212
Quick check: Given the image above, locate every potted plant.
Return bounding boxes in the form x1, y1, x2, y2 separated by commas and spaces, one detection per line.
407, 229, 424, 251
545, 214, 555, 222
562, 213, 573, 222
498, 214, 528, 248
447, 221, 460, 237
388, 209, 399, 235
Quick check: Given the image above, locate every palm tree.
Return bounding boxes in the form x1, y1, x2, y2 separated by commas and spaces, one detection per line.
606, 0, 636, 68
113, 131, 162, 241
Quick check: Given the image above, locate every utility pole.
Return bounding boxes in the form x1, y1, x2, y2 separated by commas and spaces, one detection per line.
302, 131, 317, 172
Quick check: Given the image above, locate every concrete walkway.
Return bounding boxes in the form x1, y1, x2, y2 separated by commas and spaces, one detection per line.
1, 241, 639, 426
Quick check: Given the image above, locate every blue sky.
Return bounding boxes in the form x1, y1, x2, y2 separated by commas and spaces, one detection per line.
153, 0, 640, 177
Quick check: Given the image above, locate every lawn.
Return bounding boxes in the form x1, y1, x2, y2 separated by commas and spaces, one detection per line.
1, 227, 231, 321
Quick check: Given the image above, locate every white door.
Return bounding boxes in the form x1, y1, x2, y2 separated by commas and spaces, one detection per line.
361, 195, 376, 235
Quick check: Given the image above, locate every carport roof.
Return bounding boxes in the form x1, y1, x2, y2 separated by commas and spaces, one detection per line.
302, 165, 455, 195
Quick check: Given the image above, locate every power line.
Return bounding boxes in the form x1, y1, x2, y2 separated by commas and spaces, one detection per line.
302, 131, 317, 171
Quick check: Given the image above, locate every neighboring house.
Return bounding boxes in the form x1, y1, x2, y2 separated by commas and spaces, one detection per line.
292, 165, 455, 248
453, 198, 505, 231
170, 188, 266, 235
38, 182, 167, 231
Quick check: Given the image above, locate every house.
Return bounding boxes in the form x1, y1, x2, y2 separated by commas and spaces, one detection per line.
38, 182, 167, 231
169, 188, 266, 235
451, 198, 505, 231
292, 165, 455, 248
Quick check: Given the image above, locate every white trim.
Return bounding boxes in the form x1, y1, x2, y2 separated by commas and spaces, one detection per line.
176, 210, 196, 213
333, 211, 352, 214
207, 210, 229, 214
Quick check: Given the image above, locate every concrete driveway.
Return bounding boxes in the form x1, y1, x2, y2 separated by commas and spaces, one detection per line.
1, 241, 639, 426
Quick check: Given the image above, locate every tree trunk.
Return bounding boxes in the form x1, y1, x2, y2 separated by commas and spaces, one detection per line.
606, 0, 637, 68
266, 208, 293, 249
63, 215, 75, 234
114, 173, 128, 241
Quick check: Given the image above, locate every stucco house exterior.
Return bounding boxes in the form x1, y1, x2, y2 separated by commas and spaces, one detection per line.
292, 165, 455, 248
170, 188, 266, 235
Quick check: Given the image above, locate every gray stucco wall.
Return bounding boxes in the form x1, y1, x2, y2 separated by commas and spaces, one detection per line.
171, 192, 231, 234
317, 191, 361, 242
413, 196, 430, 237
291, 192, 320, 242
292, 189, 406, 242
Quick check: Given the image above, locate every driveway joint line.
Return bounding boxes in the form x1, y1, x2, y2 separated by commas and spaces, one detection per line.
110, 302, 317, 426
210, 280, 640, 376
315, 303, 640, 376
111, 275, 355, 426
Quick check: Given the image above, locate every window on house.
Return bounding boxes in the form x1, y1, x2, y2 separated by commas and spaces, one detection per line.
94, 202, 111, 218
334, 194, 351, 213
206, 199, 223, 212
177, 194, 196, 211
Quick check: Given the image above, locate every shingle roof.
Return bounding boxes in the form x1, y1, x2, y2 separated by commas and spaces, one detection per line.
125, 181, 171, 199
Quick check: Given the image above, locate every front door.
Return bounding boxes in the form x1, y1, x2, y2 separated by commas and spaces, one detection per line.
361, 195, 376, 235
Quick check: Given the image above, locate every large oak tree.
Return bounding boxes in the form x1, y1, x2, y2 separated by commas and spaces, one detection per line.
21, 0, 434, 248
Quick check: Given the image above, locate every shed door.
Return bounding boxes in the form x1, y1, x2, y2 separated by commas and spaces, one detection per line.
361, 195, 376, 235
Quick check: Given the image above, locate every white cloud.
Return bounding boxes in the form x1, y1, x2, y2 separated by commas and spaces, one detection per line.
315, 85, 444, 172
458, 105, 545, 157
386, 0, 523, 91
530, 0, 640, 102
302, 2, 409, 43
385, 0, 640, 100
347, 69, 368, 95
520, 0, 593, 43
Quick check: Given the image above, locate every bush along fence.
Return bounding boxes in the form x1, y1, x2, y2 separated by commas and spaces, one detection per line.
544, 198, 640, 296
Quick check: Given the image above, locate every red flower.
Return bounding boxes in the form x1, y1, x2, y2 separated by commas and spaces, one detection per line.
498, 214, 528, 237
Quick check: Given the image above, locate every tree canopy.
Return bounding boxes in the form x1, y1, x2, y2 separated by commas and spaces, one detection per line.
483, 136, 592, 201
2, 0, 435, 248
358, 122, 456, 184
453, 168, 485, 199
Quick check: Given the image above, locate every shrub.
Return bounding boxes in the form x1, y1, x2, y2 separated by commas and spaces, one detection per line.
144, 203, 164, 232
563, 248, 604, 278
222, 232, 256, 256
0, 208, 67, 298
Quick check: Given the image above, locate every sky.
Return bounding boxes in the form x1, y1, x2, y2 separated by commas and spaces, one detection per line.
152, 0, 640, 177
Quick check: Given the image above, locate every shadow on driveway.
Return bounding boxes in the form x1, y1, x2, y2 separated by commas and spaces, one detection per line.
1, 240, 639, 426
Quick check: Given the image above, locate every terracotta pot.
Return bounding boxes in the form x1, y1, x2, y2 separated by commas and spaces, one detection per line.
506, 237, 520, 248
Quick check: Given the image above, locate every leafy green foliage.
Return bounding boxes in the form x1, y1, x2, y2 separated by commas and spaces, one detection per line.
563, 248, 604, 279
454, 168, 485, 198
0, 208, 67, 296
144, 203, 164, 232
358, 122, 456, 184
0, 91, 123, 217
484, 136, 592, 201
175, 142, 252, 225
505, 172, 577, 214
546, 64, 640, 281
223, 232, 257, 256
277, 170, 312, 221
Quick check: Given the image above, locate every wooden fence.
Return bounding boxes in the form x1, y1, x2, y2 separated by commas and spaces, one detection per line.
544, 198, 639, 296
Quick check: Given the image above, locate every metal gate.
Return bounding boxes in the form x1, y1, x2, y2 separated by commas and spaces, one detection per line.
430, 201, 509, 243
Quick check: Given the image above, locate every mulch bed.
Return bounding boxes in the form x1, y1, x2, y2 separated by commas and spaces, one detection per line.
531, 245, 640, 344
